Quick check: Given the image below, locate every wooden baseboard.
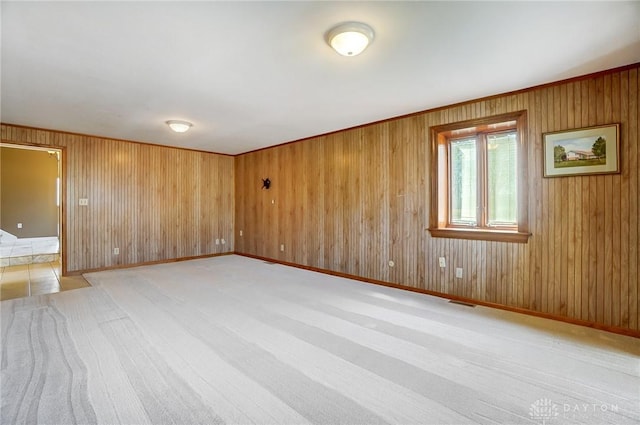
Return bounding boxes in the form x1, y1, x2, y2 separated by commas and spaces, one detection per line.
66, 252, 234, 276
235, 252, 640, 339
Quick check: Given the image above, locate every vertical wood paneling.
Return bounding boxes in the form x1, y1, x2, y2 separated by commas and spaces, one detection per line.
0, 127, 234, 273
2, 66, 636, 332
629, 68, 639, 331
234, 65, 640, 333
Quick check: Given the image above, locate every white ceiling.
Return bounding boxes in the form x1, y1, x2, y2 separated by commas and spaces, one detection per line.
2, 1, 639, 155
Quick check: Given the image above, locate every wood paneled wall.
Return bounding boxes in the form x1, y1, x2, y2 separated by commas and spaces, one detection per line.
235, 65, 639, 333
1, 126, 234, 273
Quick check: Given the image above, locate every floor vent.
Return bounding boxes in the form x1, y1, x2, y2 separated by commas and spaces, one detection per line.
448, 300, 476, 308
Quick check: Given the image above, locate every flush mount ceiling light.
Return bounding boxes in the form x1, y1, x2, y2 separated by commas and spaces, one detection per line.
166, 120, 193, 133
326, 22, 375, 57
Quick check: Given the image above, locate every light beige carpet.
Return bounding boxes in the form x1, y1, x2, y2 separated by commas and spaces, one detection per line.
2, 255, 639, 424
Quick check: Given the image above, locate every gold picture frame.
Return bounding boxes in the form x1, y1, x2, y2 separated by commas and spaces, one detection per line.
543, 124, 620, 177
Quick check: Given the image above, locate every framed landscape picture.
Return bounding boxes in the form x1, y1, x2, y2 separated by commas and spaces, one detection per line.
543, 124, 620, 177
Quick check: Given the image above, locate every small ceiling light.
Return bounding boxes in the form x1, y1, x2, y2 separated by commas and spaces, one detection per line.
326, 22, 375, 57
166, 120, 193, 133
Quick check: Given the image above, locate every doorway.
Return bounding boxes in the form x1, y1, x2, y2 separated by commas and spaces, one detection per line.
0, 143, 63, 269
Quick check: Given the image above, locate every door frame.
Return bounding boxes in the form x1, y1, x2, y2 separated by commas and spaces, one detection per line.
0, 141, 67, 275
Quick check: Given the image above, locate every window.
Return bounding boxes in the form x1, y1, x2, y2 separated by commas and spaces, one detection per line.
429, 111, 530, 243
450, 130, 517, 227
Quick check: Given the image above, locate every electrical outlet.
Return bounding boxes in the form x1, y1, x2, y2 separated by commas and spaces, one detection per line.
113, 247, 119, 255
79, 198, 88, 206
438, 257, 446, 268
280, 244, 285, 252
239, 230, 243, 236
215, 238, 220, 245
17, 223, 22, 229
455, 267, 463, 278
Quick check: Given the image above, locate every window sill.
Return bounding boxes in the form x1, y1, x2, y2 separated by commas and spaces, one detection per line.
428, 228, 531, 243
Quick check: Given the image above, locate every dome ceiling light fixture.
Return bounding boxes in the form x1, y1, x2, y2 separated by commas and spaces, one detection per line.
166, 120, 193, 133
326, 22, 375, 57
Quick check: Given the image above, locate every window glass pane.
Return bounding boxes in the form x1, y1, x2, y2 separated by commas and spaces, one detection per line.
450, 138, 477, 225
487, 132, 517, 226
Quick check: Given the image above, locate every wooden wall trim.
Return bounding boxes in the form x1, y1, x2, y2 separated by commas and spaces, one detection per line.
239, 62, 640, 156
3, 64, 638, 159
67, 252, 234, 276
428, 110, 530, 241
1, 140, 69, 276
235, 252, 640, 339
1, 123, 234, 157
